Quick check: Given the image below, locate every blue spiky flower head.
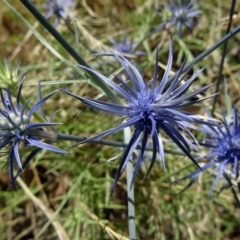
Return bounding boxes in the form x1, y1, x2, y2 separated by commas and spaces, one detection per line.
0, 74, 68, 189
62, 42, 212, 192
160, 0, 201, 38
176, 108, 240, 196
108, 36, 145, 57
43, 0, 75, 26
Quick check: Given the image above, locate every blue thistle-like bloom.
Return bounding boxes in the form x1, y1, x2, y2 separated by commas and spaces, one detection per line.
43, 0, 75, 26
62, 43, 212, 191
164, 0, 201, 38
108, 36, 145, 57
0, 75, 68, 189
176, 108, 240, 196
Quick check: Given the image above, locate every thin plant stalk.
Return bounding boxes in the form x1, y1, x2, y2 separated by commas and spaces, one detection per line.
167, 23, 240, 84
18, 0, 120, 104
57, 133, 189, 155
211, 0, 236, 114
124, 128, 136, 240
223, 174, 240, 208
132, 23, 166, 52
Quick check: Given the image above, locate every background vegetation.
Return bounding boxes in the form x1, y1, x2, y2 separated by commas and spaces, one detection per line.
0, 0, 240, 239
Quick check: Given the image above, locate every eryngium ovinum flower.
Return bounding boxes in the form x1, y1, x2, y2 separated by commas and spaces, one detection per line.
43, 0, 75, 26
162, 0, 201, 38
62, 43, 212, 191
176, 108, 240, 196
0, 75, 68, 189
108, 36, 145, 57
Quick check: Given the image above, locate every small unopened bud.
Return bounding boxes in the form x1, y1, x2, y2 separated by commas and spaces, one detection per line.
0, 60, 21, 90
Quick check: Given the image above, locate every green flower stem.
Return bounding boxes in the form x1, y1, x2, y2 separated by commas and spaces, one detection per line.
223, 174, 240, 208
211, 0, 236, 114
132, 23, 166, 52
167, 24, 240, 84
57, 133, 189, 156
18, 0, 120, 104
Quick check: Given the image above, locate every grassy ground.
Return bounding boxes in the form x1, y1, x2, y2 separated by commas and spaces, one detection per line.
1, 0, 240, 239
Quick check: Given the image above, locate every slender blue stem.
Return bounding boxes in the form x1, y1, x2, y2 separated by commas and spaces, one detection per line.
123, 127, 136, 240
127, 160, 136, 239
